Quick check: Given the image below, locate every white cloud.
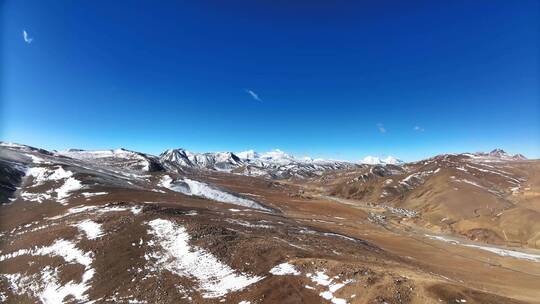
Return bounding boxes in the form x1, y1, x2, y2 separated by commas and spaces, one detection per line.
376, 123, 386, 133
245, 89, 262, 101
414, 126, 425, 132
23, 30, 33, 44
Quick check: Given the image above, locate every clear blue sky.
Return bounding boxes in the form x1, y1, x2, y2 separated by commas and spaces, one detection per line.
1, 1, 539, 161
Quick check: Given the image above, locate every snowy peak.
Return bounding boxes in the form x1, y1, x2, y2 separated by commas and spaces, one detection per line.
260, 149, 293, 161
58, 148, 163, 172
360, 155, 403, 165
488, 148, 507, 157
487, 149, 526, 160
360, 156, 382, 165
0, 142, 54, 156
212, 152, 242, 164
161, 148, 359, 178
234, 149, 358, 178
383, 156, 403, 164
512, 153, 527, 160
237, 149, 332, 164
236, 150, 260, 160
237, 149, 295, 164
159, 148, 243, 172
465, 149, 528, 162
160, 148, 197, 167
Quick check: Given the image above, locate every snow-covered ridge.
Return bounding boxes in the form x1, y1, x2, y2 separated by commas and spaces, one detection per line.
238, 149, 346, 165
0, 142, 26, 148
1, 142, 357, 180
160, 149, 243, 172
236, 149, 259, 160
161, 148, 348, 168
243, 149, 297, 165
161, 148, 358, 178
159, 175, 271, 211
58, 148, 162, 172
4, 143, 530, 184
360, 155, 403, 165
464, 149, 527, 162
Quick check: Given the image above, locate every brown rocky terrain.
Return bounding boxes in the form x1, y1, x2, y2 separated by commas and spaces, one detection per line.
0, 143, 539, 303
303, 150, 540, 249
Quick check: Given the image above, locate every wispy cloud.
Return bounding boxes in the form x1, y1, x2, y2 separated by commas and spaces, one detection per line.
245, 89, 262, 101
414, 126, 425, 132
23, 30, 33, 44
377, 123, 386, 133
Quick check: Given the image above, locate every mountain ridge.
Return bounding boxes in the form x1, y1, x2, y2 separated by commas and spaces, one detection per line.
1, 142, 530, 175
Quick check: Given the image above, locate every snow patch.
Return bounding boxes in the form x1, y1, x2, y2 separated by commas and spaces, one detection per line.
24, 153, 47, 164
147, 219, 264, 298
159, 175, 270, 211
306, 271, 352, 304
47, 204, 142, 220
20, 191, 53, 203
74, 220, 103, 239
0, 239, 95, 303
55, 177, 83, 203
22, 166, 83, 204
26, 166, 73, 185
269, 263, 300, 276
425, 234, 540, 262
225, 219, 273, 229
81, 192, 108, 198
130, 205, 143, 215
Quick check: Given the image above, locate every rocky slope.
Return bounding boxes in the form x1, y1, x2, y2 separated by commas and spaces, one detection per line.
306, 149, 540, 249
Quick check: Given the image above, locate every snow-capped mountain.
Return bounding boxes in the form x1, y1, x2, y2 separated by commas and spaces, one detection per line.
160, 149, 243, 172
258, 149, 296, 164
238, 149, 300, 165
360, 155, 403, 165
58, 148, 163, 172
464, 149, 528, 162
161, 148, 359, 178
236, 149, 259, 160
235, 149, 359, 178
239, 149, 339, 165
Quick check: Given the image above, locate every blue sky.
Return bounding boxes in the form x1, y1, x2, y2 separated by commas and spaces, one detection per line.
1, 1, 539, 161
